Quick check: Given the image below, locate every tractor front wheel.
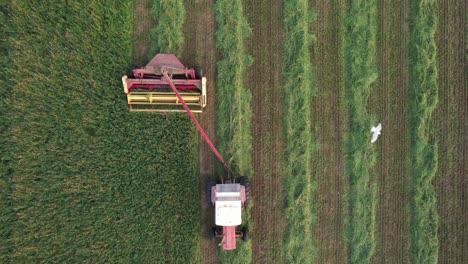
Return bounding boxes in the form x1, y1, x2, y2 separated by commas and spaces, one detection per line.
207, 177, 215, 207
242, 227, 249, 241
240, 176, 250, 207
194, 66, 203, 79
128, 65, 138, 78
210, 227, 217, 241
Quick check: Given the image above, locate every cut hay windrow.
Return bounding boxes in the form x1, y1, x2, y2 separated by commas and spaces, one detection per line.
341, 0, 379, 263
281, 0, 318, 263
149, 0, 185, 57
408, 0, 439, 263
214, 0, 253, 262
1, 1, 199, 262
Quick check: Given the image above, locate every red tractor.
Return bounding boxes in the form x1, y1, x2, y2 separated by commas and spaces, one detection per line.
122, 54, 250, 250
207, 175, 250, 250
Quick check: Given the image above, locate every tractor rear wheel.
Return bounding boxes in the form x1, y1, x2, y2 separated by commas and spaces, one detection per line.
242, 227, 249, 241
240, 176, 250, 207
194, 66, 203, 79
207, 177, 215, 207
210, 227, 217, 241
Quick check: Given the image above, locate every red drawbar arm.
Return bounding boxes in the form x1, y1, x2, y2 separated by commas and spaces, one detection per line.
162, 70, 229, 171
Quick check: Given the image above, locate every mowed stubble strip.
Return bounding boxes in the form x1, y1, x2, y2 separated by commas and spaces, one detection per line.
243, 0, 285, 263
435, 0, 467, 263
309, 0, 347, 263
181, 0, 219, 263
369, 0, 410, 263
132, 0, 153, 66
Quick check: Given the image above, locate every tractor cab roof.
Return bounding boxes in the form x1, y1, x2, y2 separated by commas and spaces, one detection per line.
214, 184, 242, 226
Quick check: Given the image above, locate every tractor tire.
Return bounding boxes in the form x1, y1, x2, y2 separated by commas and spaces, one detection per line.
240, 176, 250, 207
242, 227, 249, 241
194, 66, 203, 79
207, 177, 215, 207
128, 65, 138, 78
210, 227, 217, 241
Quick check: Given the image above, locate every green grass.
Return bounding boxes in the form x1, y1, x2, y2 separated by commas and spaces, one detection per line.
408, 0, 439, 263
281, 0, 318, 263
0, 1, 199, 262
0, 1, 16, 262
341, 0, 379, 263
214, 0, 253, 262
149, 0, 185, 57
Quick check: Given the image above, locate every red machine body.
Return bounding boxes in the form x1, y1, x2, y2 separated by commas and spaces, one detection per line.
209, 183, 249, 250
126, 54, 199, 91
122, 54, 206, 112
222, 226, 237, 250
125, 54, 249, 250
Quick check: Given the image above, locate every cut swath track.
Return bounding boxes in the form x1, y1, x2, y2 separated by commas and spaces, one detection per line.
243, 0, 285, 262
309, 0, 347, 263
434, 0, 467, 262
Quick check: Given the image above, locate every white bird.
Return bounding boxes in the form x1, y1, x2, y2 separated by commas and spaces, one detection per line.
370, 123, 382, 143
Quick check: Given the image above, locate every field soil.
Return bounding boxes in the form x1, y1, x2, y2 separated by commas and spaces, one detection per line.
181, 1, 218, 263
132, 0, 153, 66
369, 0, 411, 263
243, 0, 284, 263
435, 0, 467, 263
309, 1, 347, 263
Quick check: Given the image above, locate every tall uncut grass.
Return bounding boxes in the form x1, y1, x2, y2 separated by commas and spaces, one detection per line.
1, 1, 199, 262
342, 0, 379, 263
0, 2, 16, 262
214, 0, 253, 262
408, 0, 439, 263
149, 0, 185, 57
281, 0, 318, 262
